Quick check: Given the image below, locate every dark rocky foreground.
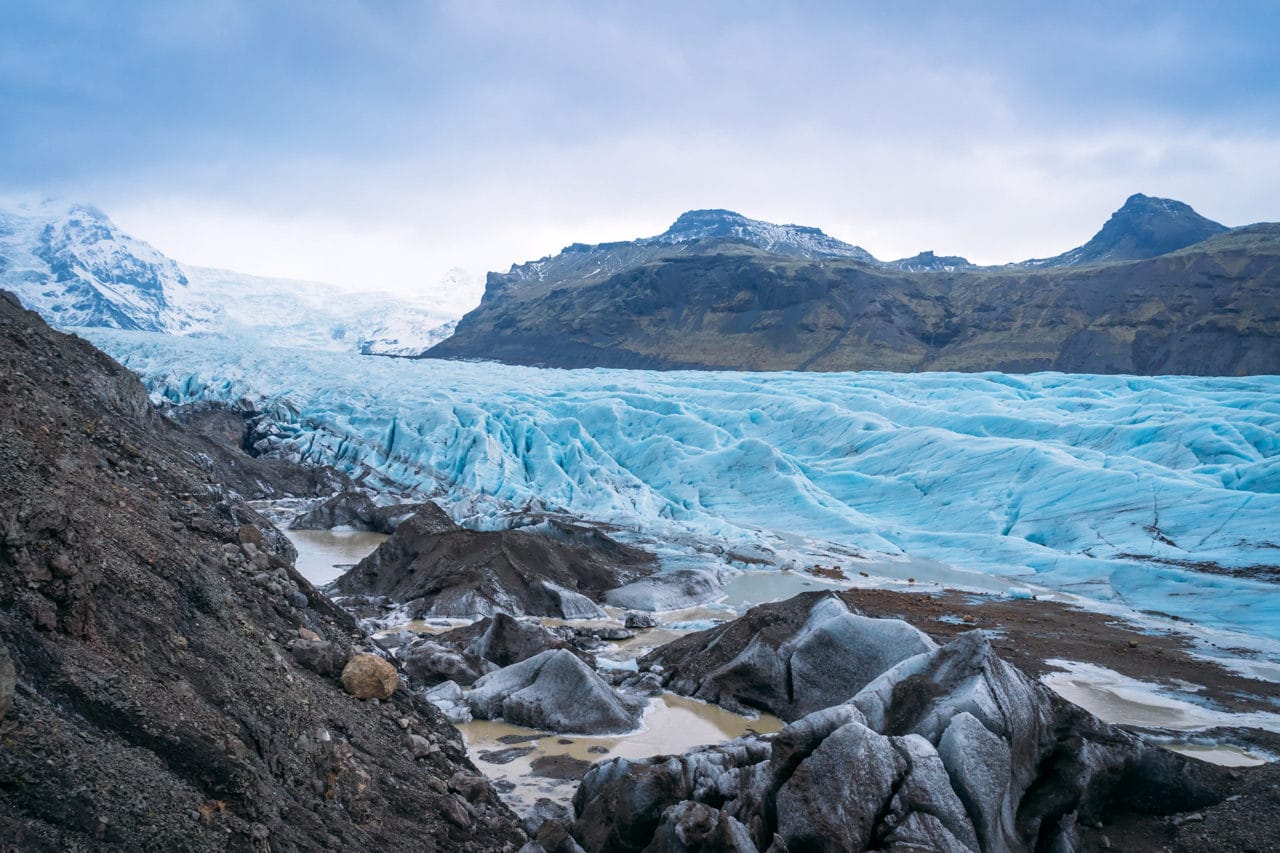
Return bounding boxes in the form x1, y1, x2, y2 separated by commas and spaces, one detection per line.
0, 292, 523, 850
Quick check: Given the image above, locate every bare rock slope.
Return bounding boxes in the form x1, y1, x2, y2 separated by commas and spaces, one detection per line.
0, 292, 522, 851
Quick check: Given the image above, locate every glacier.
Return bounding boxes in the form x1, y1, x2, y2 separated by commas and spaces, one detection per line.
0, 201, 477, 354
79, 329, 1280, 644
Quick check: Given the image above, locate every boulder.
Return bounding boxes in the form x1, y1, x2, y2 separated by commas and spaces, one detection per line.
623, 611, 658, 630
340, 653, 398, 700
642, 592, 935, 719
290, 638, 345, 677
400, 639, 490, 686
468, 649, 647, 735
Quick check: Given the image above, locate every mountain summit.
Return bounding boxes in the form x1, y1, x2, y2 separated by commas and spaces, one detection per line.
655, 209, 877, 262
1021, 193, 1229, 268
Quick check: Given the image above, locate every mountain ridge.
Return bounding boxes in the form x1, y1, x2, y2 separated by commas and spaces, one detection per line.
0, 202, 472, 354
427, 197, 1280, 376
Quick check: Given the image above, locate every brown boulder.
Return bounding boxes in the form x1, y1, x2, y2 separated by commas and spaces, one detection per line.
340, 653, 398, 700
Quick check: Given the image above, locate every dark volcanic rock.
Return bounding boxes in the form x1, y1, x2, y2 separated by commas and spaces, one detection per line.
334, 506, 656, 619
1021, 192, 1229, 268
572, 628, 1226, 853
639, 592, 936, 719
0, 293, 522, 850
289, 489, 418, 533
468, 649, 647, 735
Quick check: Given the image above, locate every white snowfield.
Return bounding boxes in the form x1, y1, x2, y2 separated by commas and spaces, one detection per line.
82, 329, 1280, 642
0, 201, 475, 355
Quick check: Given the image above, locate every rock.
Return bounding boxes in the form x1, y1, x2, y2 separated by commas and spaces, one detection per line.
0, 645, 15, 723
623, 611, 657, 630
333, 505, 655, 619
400, 639, 489, 687
605, 570, 721, 612
468, 649, 647, 734
643, 592, 935, 719
291, 639, 344, 676
522, 798, 575, 837
441, 793, 473, 829
285, 589, 309, 609
339, 654, 398, 700
648, 802, 756, 853
404, 733, 435, 759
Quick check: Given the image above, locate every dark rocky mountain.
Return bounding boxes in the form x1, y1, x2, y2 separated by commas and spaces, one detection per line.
0, 292, 522, 850
1018, 193, 1229, 268
427, 199, 1280, 375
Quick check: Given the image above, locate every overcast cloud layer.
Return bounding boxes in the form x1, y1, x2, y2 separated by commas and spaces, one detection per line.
3, 1, 1279, 301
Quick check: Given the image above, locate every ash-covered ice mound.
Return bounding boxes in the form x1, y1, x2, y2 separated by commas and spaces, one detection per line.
573, 629, 1223, 852
332, 503, 656, 619
468, 649, 648, 735
289, 489, 417, 533
635, 593, 937, 719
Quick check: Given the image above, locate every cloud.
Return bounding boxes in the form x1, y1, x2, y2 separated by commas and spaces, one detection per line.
3, 1, 1279, 295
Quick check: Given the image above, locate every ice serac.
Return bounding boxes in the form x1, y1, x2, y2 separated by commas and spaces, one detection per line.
78, 329, 1280, 644
571, 628, 1223, 853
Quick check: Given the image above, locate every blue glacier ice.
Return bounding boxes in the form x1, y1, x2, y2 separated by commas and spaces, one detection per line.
78, 329, 1280, 643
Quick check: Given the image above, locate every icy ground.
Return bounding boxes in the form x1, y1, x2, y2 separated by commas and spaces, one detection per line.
81, 329, 1280, 643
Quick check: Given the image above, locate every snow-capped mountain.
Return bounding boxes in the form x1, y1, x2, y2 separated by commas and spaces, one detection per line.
654, 209, 878, 261
0, 201, 479, 355
0, 202, 194, 331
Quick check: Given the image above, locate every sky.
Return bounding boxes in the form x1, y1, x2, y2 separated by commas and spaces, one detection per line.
3, 0, 1279, 305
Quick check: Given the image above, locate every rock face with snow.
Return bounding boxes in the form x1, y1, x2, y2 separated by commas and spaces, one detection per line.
427, 198, 1279, 375
333, 504, 656, 619
637, 593, 937, 719
572, 629, 1222, 853
467, 649, 648, 734
0, 201, 473, 354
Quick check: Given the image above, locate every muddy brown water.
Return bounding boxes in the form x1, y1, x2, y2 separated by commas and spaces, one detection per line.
459, 693, 783, 815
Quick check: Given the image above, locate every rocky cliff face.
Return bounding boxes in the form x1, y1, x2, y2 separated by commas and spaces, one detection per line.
428, 213, 1280, 375
0, 292, 522, 850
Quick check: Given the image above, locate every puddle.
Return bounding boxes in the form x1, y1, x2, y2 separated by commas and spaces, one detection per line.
1159, 742, 1269, 768
459, 693, 782, 815
283, 528, 388, 585
1042, 660, 1280, 741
